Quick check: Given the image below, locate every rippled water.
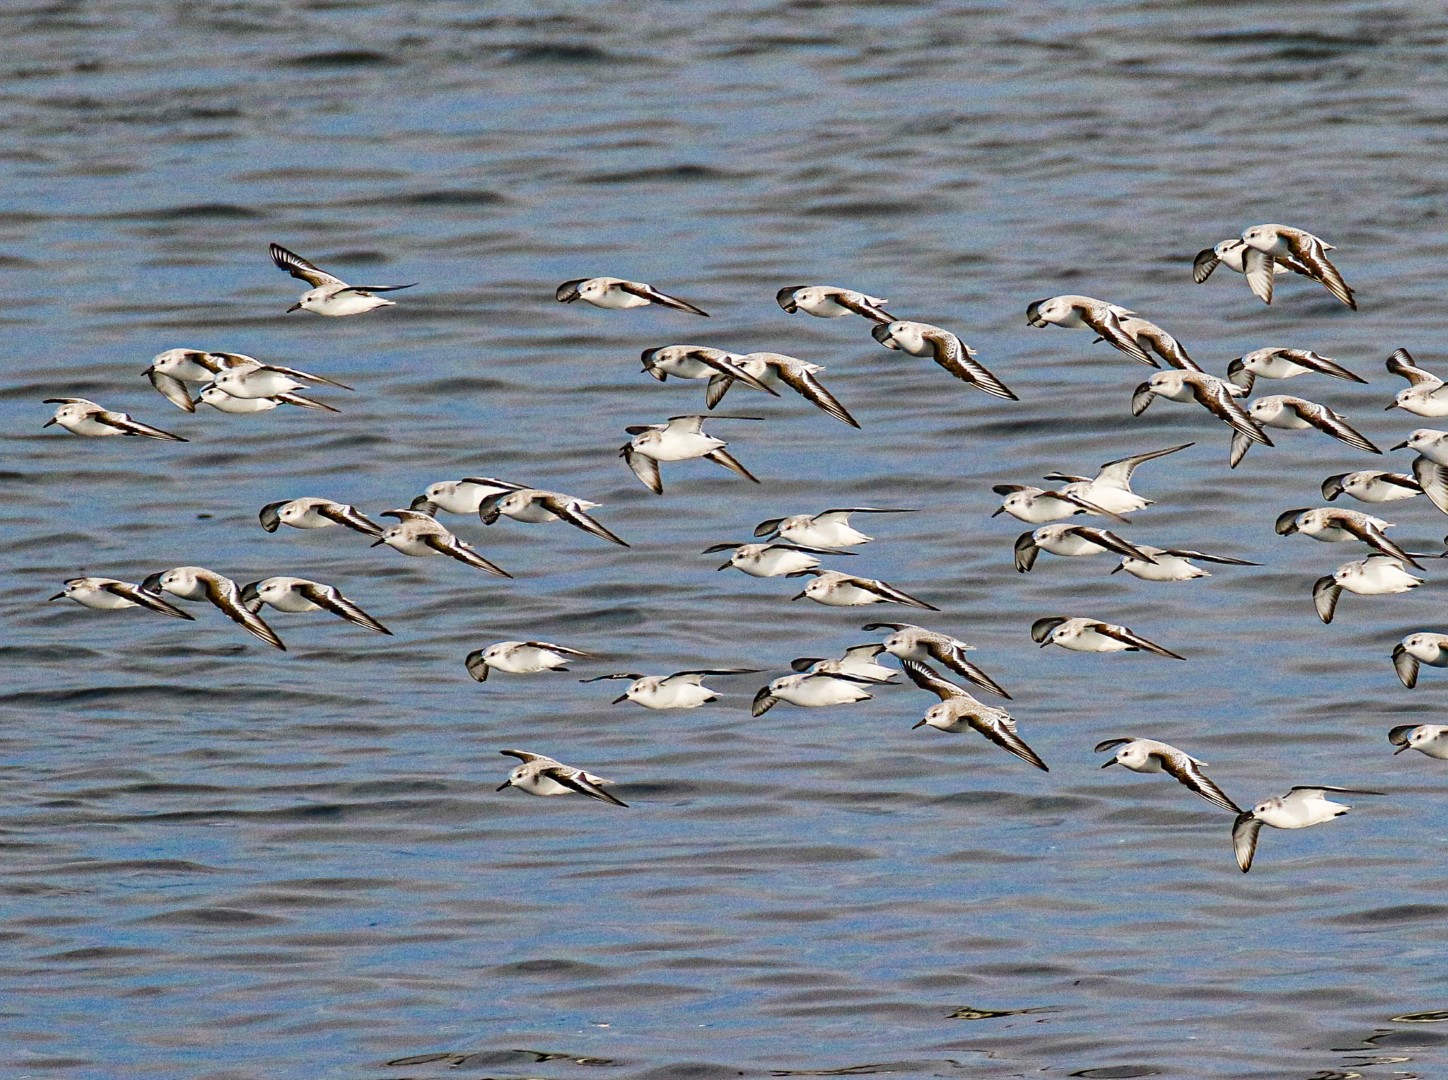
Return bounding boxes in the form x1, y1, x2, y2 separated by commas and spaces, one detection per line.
5, 1, 1448, 1077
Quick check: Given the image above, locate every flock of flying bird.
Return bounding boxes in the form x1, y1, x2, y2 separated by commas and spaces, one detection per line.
42, 226, 1448, 872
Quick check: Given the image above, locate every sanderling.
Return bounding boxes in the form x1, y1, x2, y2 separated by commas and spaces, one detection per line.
270, 242, 416, 316
862, 621, 1010, 699
1239, 224, 1356, 309
870, 320, 1017, 399
371, 510, 511, 577
1312, 554, 1423, 624
1226, 348, 1366, 394
1026, 295, 1153, 366
259, 497, 383, 538
582, 668, 759, 709
789, 643, 900, 683
789, 568, 938, 611
1322, 470, 1422, 504
144, 349, 256, 412
1388, 431, 1448, 514
239, 576, 390, 635
1041, 442, 1194, 516
1193, 237, 1301, 290
556, 276, 707, 316
1231, 395, 1380, 468
751, 669, 881, 716
1031, 616, 1184, 659
1014, 524, 1157, 573
1385, 348, 1448, 417
465, 641, 594, 682
776, 285, 894, 322
620, 414, 759, 494
195, 385, 336, 414
48, 577, 193, 620
753, 507, 914, 549
1389, 724, 1448, 759
1391, 632, 1448, 688
141, 566, 285, 650
496, 749, 626, 806
707, 352, 859, 428
208, 358, 352, 401
479, 487, 629, 547
991, 484, 1124, 524
1095, 738, 1241, 811
639, 346, 775, 396
1232, 786, 1379, 872
1131, 371, 1271, 451
1114, 316, 1203, 372
703, 541, 848, 577
412, 477, 525, 516
43, 399, 185, 442
1276, 507, 1420, 569
1112, 544, 1259, 582
900, 661, 1047, 771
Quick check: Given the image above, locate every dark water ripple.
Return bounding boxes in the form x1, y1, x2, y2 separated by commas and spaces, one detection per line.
3, 0, 1448, 1078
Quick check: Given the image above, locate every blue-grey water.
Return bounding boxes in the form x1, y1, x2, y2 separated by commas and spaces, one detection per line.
4, 1, 1448, 1077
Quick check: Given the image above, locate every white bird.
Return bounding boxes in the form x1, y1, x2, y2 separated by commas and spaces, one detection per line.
1231, 395, 1380, 468
1014, 524, 1157, 573
776, 284, 894, 322
208, 358, 352, 401
1391, 632, 1448, 688
413, 477, 525, 516
1095, 737, 1240, 811
141, 566, 285, 650
556, 276, 707, 316
1239, 223, 1356, 310
1385, 347, 1448, 417
863, 621, 1010, 699
195, 385, 336, 414
789, 568, 938, 611
787, 644, 900, 684
1025, 295, 1153, 366
1193, 238, 1301, 290
1225, 347, 1366, 394
270, 242, 416, 316
1131, 371, 1271, 451
582, 669, 758, 710
43, 398, 185, 442
48, 577, 194, 620
465, 641, 593, 682
239, 576, 390, 635
479, 487, 628, 547
751, 670, 881, 716
259, 497, 383, 538
639, 345, 776, 396
1321, 470, 1422, 504
371, 510, 511, 577
1312, 555, 1423, 624
496, 750, 626, 806
1232, 786, 1380, 872
870, 320, 1017, 399
619, 415, 759, 494
143, 348, 258, 412
1031, 616, 1184, 659
990, 484, 1125, 524
1111, 544, 1258, 582
1389, 427, 1448, 466
753, 507, 914, 549
702, 541, 848, 578
900, 661, 1047, 772
706, 352, 859, 428
1041, 442, 1194, 516
1389, 724, 1448, 760
1388, 431, 1448, 514
1276, 507, 1420, 569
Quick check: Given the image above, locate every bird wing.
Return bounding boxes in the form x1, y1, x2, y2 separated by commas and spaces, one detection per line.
1094, 623, 1185, 660
974, 715, 1049, 772
1392, 645, 1420, 689
833, 293, 894, 323
620, 445, 663, 494
1095, 442, 1194, 486
500, 749, 553, 764
522, 641, 593, 658
1285, 349, 1367, 384
1312, 575, 1342, 624
926, 638, 1010, 699
1130, 382, 1157, 417
277, 392, 339, 412
851, 576, 938, 610
421, 532, 513, 577
617, 280, 709, 316
539, 495, 630, 547
465, 651, 490, 682
1289, 400, 1380, 454
774, 364, 861, 428
920, 328, 1018, 400
269, 242, 346, 288
1336, 515, 1421, 569
1412, 456, 1448, 515
316, 502, 384, 537
95, 411, 187, 442
1080, 306, 1154, 366
1191, 247, 1221, 283
1229, 429, 1253, 470
203, 575, 285, 650
1386, 348, 1441, 388
1132, 323, 1202, 373
542, 766, 628, 806
1284, 232, 1356, 309
296, 582, 391, 635
261, 364, 354, 390
1193, 379, 1273, 445
901, 659, 965, 701
1232, 813, 1262, 872
1094, 737, 1134, 753
1068, 527, 1157, 563
1160, 548, 1258, 566
100, 581, 194, 620
690, 353, 776, 396
1030, 617, 1068, 644
704, 373, 735, 410
1158, 753, 1241, 812
1013, 532, 1040, 573
1242, 247, 1276, 305
147, 371, 197, 412
705, 447, 760, 483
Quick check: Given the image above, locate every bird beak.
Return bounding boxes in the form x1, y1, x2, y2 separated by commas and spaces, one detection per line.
716, 562, 732, 571
495, 779, 512, 791
1039, 639, 1051, 648
911, 718, 927, 729
1384, 402, 1399, 411
286, 302, 302, 313
1109, 564, 1123, 574
42, 418, 56, 427
47, 591, 65, 601
1394, 743, 1412, 754
990, 506, 1005, 517
790, 591, 807, 601
1100, 758, 1118, 768
370, 538, 386, 547
610, 694, 629, 704
1390, 440, 1409, 451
